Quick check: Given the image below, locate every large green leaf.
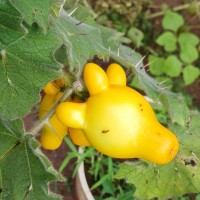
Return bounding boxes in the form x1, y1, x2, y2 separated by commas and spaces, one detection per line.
0, 119, 61, 200
115, 112, 200, 200
9, 0, 56, 32
50, 9, 108, 73
0, 0, 25, 50
0, 26, 62, 120
0, 1, 65, 120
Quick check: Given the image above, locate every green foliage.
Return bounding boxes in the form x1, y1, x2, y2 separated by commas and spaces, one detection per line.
149, 10, 200, 86
156, 32, 177, 52
9, 0, 54, 32
127, 27, 144, 48
0, 119, 61, 200
163, 55, 182, 77
115, 112, 200, 200
148, 55, 165, 75
162, 11, 184, 31
183, 65, 200, 85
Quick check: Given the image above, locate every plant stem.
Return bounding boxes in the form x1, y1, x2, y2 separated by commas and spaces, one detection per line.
28, 87, 73, 136
148, 2, 200, 19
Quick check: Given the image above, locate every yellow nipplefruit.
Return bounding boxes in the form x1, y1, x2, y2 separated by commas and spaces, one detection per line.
56, 63, 179, 164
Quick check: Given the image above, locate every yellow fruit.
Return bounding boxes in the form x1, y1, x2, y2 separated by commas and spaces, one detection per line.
43, 82, 60, 95
56, 63, 179, 164
54, 78, 66, 88
40, 114, 67, 150
68, 128, 90, 146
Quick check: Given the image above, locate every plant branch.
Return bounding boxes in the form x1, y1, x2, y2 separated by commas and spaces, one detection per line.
148, 2, 200, 19
28, 87, 73, 136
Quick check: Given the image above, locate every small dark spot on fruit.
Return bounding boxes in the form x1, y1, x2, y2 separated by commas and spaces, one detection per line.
192, 173, 195, 177
140, 109, 143, 111
139, 104, 142, 107
140, 67, 143, 70
184, 158, 196, 167
102, 130, 109, 133
145, 180, 148, 184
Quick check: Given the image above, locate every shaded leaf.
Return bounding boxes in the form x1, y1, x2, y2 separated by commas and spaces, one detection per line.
9, 0, 56, 32
0, 119, 61, 200
183, 65, 200, 85
50, 9, 108, 73
162, 11, 184, 32
0, 27, 62, 120
115, 112, 200, 200
156, 32, 177, 52
0, 0, 25, 50
163, 55, 182, 77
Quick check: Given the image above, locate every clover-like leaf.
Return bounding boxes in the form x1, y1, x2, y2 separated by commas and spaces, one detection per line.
156, 32, 177, 52
183, 65, 200, 85
163, 55, 182, 77
178, 32, 199, 47
162, 11, 184, 32
9, 0, 57, 32
180, 44, 199, 64
115, 112, 200, 200
148, 55, 165, 75
0, 119, 61, 199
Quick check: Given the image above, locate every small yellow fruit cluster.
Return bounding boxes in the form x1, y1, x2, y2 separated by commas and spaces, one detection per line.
39, 79, 90, 150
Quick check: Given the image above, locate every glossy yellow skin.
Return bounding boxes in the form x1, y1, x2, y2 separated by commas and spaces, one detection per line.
40, 114, 67, 150
44, 82, 60, 95
56, 63, 179, 164
68, 128, 90, 146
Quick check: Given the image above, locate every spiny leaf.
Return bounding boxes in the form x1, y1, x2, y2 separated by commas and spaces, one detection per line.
9, 0, 57, 32
0, 0, 25, 50
0, 119, 61, 200
0, 27, 62, 120
50, 9, 108, 73
115, 112, 200, 200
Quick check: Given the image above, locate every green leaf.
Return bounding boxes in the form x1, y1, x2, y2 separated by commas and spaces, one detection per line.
50, 9, 108, 72
0, 119, 61, 199
148, 55, 165, 75
0, 27, 62, 120
9, 0, 56, 32
163, 55, 182, 77
178, 32, 199, 47
183, 65, 200, 85
156, 32, 177, 52
0, 0, 25, 50
180, 44, 199, 64
127, 27, 144, 48
162, 11, 184, 32
115, 112, 200, 199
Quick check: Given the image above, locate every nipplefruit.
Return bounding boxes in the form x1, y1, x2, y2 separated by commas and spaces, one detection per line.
56, 63, 179, 164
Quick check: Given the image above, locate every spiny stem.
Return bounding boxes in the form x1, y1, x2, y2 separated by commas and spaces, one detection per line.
148, 2, 200, 19
29, 87, 73, 135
